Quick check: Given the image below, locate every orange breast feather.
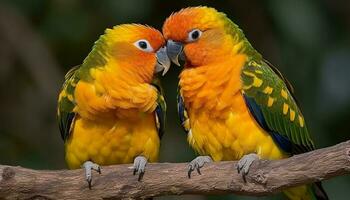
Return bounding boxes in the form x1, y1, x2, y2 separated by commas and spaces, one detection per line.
179, 54, 286, 161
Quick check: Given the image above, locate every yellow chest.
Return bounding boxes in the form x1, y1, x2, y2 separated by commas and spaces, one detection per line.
65, 114, 159, 169
187, 93, 286, 161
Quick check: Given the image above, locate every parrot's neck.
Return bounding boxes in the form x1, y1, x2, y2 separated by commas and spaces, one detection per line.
224, 18, 262, 61
114, 59, 155, 84
179, 53, 247, 117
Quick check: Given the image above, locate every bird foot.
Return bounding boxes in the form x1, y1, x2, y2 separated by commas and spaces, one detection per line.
82, 161, 101, 189
237, 153, 259, 182
133, 156, 148, 181
188, 156, 212, 178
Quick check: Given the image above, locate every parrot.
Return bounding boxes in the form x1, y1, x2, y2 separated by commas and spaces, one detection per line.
162, 6, 329, 200
57, 24, 169, 188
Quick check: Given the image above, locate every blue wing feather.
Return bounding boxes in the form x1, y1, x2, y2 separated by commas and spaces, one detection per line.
177, 89, 190, 134
151, 78, 166, 139
177, 93, 185, 127
58, 112, 75, 141
155, 105, 165, 139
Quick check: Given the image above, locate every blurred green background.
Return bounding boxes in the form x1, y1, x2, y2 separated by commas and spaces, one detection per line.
0, 0, 349, 199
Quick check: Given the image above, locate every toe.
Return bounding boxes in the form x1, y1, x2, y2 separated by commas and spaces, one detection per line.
133, 157, 140, 175
82, 161, 102, 189
187, 156, 212, 178
133, 163, 139, 175
91, 163, 100, 171
188, 168, 193, 178
133, 156, 147, 179
236, 153, 259, 182
188, 164, 195, 178
87, 179, 92, 190
243, 164, 251, 175
197, 159, 204, 167
196, 166, 201, 175
138, 168, 145, 181
137, 162, 146, 175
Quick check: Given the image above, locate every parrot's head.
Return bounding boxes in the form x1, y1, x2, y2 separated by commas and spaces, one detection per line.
163, 6, 244, 67
104, 24, 170, 81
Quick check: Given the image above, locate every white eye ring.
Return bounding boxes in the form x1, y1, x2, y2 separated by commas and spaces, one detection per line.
133, 39, 154, 52
187, 29, 202, 42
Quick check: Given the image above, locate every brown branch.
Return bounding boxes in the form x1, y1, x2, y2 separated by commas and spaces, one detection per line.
1, 140, 350, 200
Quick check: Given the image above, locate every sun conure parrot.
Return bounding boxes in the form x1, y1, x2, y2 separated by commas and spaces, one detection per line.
162, 7, 328, 200
57, 24, 169, 188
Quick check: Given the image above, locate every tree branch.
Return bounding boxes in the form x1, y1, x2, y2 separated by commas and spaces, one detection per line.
1, 140, 350, 200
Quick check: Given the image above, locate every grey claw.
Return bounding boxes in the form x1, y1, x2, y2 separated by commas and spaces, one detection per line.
196, 166, 201, 175
188, 156, 212, 178
237, 153, 259, 181
82, 161, 101, 189
133, 156, 148, 181
87, 180, 92, 189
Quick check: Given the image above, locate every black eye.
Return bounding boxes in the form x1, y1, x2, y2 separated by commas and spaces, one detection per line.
134, 39, 153, 52
187, 29, 202, 42
138, 41, 147, 49
191, 31, 200, 40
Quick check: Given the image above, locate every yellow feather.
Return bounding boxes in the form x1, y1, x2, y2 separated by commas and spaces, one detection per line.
263, 86, 273, 94
281, 89, 288, 100
299, 116, 305, 127
253, 77, 263, 87
243, 71, 263, 87
65, 115, 159, 169
290, 109, 296, 121
283, 103, 289, 115
267, 97, 275, 107
255, 70, 263, 74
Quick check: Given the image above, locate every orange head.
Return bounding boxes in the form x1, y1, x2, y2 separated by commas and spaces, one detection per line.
163, 7, 243, 67
83, 24, 170, 83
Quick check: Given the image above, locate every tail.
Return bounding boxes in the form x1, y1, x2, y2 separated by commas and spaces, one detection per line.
311, 182, 329, 200
284, 182, 329, 200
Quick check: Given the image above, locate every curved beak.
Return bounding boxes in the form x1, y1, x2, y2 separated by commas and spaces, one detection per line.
166, 40, 185, 66
155, 47, 171, 76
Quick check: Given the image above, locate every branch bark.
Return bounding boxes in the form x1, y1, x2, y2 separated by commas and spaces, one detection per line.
1, 140, 350, 200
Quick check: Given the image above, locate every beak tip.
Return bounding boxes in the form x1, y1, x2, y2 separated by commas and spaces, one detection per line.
161, 68, 168, 76
155, 47, 171, 76
172, 59, 181, 67
166, 40, 184, 67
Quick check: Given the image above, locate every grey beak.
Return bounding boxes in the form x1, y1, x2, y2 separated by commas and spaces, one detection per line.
155, 47, 171, 76
166, 40, 185, 66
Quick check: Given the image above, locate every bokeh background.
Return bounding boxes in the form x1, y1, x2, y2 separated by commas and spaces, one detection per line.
0, 0, 349, 199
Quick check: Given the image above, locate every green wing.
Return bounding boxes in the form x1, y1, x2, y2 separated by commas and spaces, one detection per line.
57, 31, 111, 141
57, 66, 80, 141
151, 77, 166, 139
241, 59, 315, 154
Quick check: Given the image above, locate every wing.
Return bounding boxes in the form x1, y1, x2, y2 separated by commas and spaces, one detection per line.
57, 66, 80, 141
151, 77, 166, 139
177, 86, 190, 134
241, 60, 315, 154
